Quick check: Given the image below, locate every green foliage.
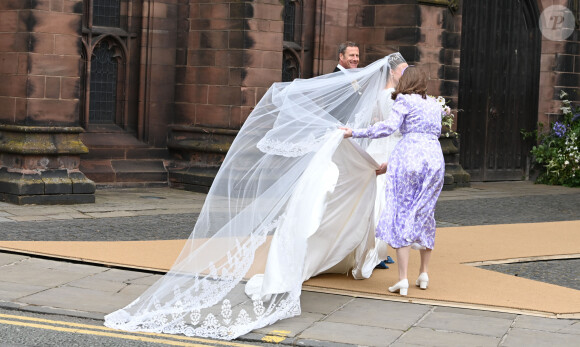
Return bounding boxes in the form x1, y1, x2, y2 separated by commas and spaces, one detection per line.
434, 96, 458, 138
528, 91, 580, 187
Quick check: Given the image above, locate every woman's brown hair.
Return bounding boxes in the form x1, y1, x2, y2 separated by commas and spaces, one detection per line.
391, 66, 427, 100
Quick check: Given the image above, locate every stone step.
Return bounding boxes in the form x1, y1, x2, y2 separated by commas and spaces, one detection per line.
79, 130, 172, 186
80, 159, 168, 187
168, 167, 219, 193
81, 147, 170, 160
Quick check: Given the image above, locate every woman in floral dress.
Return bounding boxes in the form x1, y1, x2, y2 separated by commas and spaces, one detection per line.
341, 66, 445, 296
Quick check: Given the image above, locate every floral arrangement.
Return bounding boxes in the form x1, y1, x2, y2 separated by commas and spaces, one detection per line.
435, 96, 457, 137
526, 90, 580, 187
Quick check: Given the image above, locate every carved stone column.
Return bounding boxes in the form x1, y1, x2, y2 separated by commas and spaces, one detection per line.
0, 125, 95, 204
0, 1, 95, 204
440, 134, 470, 190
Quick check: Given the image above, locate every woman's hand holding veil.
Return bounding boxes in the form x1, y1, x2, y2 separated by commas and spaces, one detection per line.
339, 127, 352, 138
375, 162, 388, 176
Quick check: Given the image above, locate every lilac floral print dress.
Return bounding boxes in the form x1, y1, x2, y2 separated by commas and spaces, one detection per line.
352, 93, 445, 249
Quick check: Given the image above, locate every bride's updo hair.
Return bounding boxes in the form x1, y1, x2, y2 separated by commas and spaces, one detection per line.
387, 53, 406, 70
391, 66, 427, 100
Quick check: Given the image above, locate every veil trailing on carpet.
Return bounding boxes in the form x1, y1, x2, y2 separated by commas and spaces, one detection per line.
104, 53, 406, 340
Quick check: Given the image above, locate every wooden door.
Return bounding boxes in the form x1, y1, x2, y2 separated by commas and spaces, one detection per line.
458, 0, 541, 181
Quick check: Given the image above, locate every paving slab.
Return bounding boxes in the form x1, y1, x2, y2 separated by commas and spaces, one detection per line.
131, 209, 194, 217
66, 277, 128, 293
559, 322, 580, 335
500, 327, 580, 346
18, 305, 105, 321
252, 312, 324, 338
0, 282, 48, 301
300, 291, 354, 315
7, 216, 53, 222
433, 306, 517, 320
85, 211, 137, 218
115, 283, 151, 299
298, 321, 402, 346
0, 263, 90, 287
0, 253, 27, 266
325, 298, 431, 331
513, 314, 578, 332
47, 213, 93, 220
417, 309, 513, 338
2, 207, 77, 216
126, 273, 162, 285
392, 326, 501, 347
88, 268, 153, 283
18, 286, 136, 314
20, 258, 106, 275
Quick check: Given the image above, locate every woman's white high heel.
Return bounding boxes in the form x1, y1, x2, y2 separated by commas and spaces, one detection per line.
388, 279, 409, 296
416, 272, 429, 289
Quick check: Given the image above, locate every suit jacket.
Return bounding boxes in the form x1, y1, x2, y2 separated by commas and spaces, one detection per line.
333, 66, 341, 73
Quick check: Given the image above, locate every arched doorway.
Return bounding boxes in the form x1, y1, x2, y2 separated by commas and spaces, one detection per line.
458, 0, 541, 181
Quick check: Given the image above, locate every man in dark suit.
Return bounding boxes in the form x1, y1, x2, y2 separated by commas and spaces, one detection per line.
333, 41, 360, 72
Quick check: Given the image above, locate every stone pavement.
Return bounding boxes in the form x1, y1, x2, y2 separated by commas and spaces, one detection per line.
0, 182, 579, 346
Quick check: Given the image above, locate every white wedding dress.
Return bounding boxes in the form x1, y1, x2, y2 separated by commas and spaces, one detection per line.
245, 87, 402, 298
245, 136, 379, 300
104, 54, 406, 340
359, 87, 403, 275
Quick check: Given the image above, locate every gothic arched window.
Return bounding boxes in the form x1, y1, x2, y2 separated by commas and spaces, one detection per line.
283, 0, 296, 42
282, 50, 300, 82
283, 1, 303, 81
89, 40, 122, 124
93, 0, 121, 27
81, 0, 133, 130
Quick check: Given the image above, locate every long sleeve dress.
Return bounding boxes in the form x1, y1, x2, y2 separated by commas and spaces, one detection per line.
366, 87, 403, 225
352, 93, 445, 249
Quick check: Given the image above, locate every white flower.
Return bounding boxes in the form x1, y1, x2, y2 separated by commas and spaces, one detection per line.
565, 160, 569, 165
561, 106, 572, 114
560, 90, 568, 99
443, 106, 451, 115
436, 96, 446, 106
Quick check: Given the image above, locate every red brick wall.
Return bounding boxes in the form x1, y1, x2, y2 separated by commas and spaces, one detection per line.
141, 0, 180, 146
313, 1, 349, 74
420, 3, 461, 113
0, 0, 27, 124
173, 0, 283, 130
329, 1, 461, 111
537, 0, 580, 126
0, 0, 83, 126
349, 1, 420, 67
0, 1, 33, 124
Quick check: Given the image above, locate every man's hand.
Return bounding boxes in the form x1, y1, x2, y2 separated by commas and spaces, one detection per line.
339, 127, 352, 138
376, 162, 387, 176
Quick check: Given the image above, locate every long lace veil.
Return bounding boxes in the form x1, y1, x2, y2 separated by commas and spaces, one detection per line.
104, 53, 405, 340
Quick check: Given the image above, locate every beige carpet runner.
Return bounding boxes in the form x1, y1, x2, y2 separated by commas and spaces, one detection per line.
1, 221, 579, 318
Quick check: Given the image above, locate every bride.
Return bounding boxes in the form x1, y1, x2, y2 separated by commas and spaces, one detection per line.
358, 54, 407, 275
105, 53, 407, 340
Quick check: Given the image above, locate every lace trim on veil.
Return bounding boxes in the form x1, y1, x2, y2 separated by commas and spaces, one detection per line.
104, 214, 301, 340
256, 133, 324, 157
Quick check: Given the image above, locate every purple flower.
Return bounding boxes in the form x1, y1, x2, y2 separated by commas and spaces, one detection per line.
552, 121, 567, 137
572, 113, 580, 123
